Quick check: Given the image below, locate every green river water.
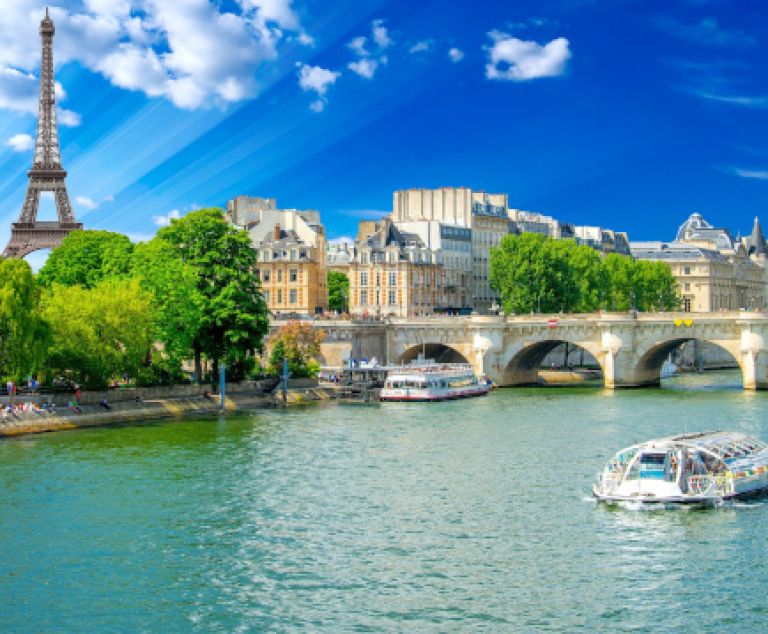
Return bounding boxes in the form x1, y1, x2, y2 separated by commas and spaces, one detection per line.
1, 370, 767, 632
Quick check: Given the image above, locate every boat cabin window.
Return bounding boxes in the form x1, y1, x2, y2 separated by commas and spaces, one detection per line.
638, 453, 667, 479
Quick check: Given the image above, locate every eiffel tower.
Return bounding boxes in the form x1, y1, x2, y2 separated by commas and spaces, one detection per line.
3, 8, 81, 259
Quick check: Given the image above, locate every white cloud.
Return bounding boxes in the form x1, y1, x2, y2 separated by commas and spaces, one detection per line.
409, 40, 431, 54
485, 32, 571, 81
348, 36, 368, 57
371, 19, 392, 49
347, 19, 391, 80
298, 63, 340, 95
448, 47, 464, 63
58, 108, 81, 127
153, 209, 182, 227
297, 63, 340, 112
348, 58, 379, 80
75, 195, 97, 210
0, 1, 309, 113
74, 193, 114, 213
6, 133, 33, 151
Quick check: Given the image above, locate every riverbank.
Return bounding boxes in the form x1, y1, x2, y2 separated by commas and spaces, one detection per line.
0, 380, 361, 438
0, 391, 277, 438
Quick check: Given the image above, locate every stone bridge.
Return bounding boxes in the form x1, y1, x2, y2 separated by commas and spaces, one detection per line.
305, 311, 768, 390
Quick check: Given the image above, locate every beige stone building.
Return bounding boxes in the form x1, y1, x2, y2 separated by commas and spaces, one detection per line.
631, 213, 766, 312
392, 187, 511, 311
393, 220, 471, 311
348, 219, 444, 317
227, 196, 328, 315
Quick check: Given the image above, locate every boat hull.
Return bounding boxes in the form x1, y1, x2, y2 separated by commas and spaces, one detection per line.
593, 486, 768, 505
380, 386, 490, 402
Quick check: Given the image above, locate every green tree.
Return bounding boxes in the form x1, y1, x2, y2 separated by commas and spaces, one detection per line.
268, 321, 324, 378
41, 279, 156, 389
131, 239, 205, 374
155, 208, 269, 382
568, 243, 607, 312
0, 258, 49, 382
490, 233, 579, 314
327, 271, 350, 313
37, 229, 134, 288
602, 253, 638, 311
635, 260, 680, 311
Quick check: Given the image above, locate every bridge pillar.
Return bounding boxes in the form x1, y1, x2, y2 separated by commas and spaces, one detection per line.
739, 324, 768, 390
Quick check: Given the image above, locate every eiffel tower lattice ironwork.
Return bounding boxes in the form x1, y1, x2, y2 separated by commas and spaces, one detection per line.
2, 8, 81, 259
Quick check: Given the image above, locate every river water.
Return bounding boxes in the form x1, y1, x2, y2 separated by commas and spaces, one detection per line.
2, 370, 767, 631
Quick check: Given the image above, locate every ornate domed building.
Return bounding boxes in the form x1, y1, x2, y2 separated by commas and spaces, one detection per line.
632, 212, 767, 313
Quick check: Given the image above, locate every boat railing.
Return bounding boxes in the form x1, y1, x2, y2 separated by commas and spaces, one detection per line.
595, 472, 623, 495
687, 474, 719, 497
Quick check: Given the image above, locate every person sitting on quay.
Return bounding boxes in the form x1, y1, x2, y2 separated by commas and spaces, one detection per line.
99, 399, 111, 410
68, 400, 82, 414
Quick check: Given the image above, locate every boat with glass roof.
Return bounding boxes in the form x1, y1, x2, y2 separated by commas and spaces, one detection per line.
593, 431, 768, 505
380, 363, 490, 402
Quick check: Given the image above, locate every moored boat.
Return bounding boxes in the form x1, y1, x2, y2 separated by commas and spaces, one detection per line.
593, 431, 768, 505
380, 363, 490, 402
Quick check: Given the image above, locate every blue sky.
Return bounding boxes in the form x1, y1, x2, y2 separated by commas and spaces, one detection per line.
0, 0, 766, 259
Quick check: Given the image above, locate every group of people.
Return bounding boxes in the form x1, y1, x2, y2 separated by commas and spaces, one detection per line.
2, 401, 57, 420
4, 378, 41, 396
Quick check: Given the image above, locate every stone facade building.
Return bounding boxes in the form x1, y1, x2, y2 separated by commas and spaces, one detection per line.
228, 196, 328, 315
391, 187, 512, 311
394, 220, 472, 311
348, 219, 443, 317
631, 213, 766, 312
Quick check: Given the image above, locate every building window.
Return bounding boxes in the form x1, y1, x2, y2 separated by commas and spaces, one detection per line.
388, 252, 395, 263
290, 269, 298, 282
388, 272, 397, 286
277, 269, 283, 282
376, 273, 381, 287
684, 283, 690, 291
263, 290, 270, 303
361, 253, 368, 264
360, 272, 369, 286
360, 291, 368, 306
683, 266, 691, 275
388, 290, 396, 305
684, 297, 691, 312
263, 270, 271, 282
277, 289, 283, 304
289, 289, 297, 304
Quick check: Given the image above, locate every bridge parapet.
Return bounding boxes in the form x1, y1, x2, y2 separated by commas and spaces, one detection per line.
305, 312, 768, 390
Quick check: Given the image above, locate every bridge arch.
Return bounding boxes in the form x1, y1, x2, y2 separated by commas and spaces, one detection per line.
629, 337, 743, 387
398, 343, 470, 365
498, 337, 606, 386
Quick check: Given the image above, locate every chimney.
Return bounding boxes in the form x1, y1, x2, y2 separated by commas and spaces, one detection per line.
273, 224, 281, 241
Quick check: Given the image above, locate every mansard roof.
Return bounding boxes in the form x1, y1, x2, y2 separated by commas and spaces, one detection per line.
675, 212, 735, 250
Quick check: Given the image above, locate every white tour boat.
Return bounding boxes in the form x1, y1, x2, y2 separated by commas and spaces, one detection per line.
593, 431, 768, 505
380, 364, 491, 402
